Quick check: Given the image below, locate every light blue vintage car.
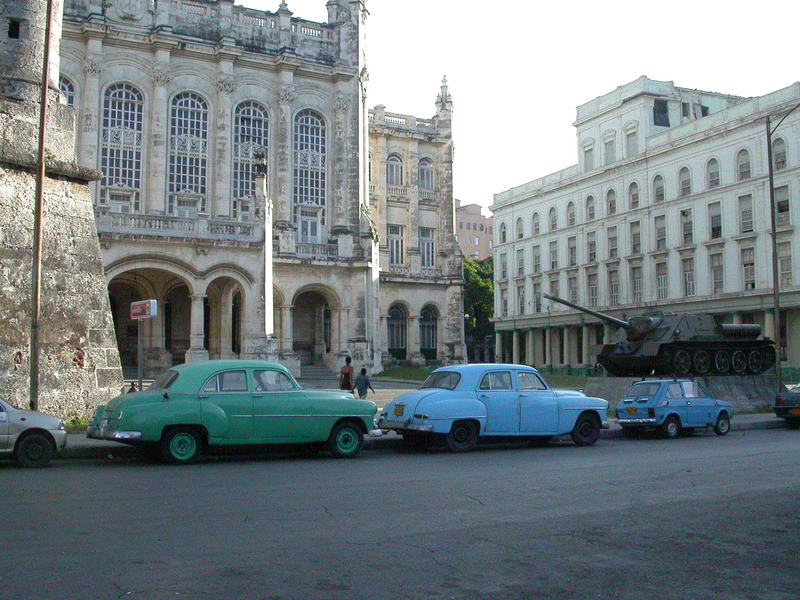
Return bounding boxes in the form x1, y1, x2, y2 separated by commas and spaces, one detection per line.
377, 364, 609, 451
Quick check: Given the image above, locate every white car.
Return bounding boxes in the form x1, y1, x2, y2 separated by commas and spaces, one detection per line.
0, 399, 67, 467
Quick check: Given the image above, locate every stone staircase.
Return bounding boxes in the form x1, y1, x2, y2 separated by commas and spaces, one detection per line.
297, 363, 338, 388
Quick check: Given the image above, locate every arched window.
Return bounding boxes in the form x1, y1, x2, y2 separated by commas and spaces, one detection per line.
736, 149, 751, 180
706, 158, 720, 189
679, 167, 691, 197
773, 138, 787, 171
606, 189, 617, 215
102, 83, 144, 212
586, 196, 595, 221
169, 91, 208, 214
59, 75, 75, 107
420, 306, 438, 360
532, 212, 540, 235
232, 101, 269, 220
516, 217, 524, 239
567, 201, 576, 226
388, 305, 407, 360
653, 175, 665, 203
293, 109, 327, 242
499, 222, 507, 244
549, 207, 557, 231
387, 155, 404, 186
628, 182, 639, 209
419, 158, 435, 190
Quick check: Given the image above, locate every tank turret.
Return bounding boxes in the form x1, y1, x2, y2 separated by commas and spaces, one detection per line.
543, 293, 775, 377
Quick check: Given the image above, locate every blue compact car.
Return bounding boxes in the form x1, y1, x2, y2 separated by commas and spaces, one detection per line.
377, 364, 609, 451
616, 379, 731, 439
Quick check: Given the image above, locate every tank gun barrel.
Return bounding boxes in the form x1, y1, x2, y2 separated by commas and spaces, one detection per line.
543, 293, 630, 329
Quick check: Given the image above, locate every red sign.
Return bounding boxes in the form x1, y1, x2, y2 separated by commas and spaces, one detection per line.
131, 299, 157, 320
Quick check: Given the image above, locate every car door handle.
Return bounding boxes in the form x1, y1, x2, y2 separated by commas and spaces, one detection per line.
520, 394, 528, 398
687, 401, 692, 405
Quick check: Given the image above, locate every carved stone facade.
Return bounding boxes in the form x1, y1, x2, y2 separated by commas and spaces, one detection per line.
0, 0, 123, 417
59, 0, 464, 376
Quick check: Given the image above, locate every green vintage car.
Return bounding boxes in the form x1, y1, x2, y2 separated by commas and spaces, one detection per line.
88, 360, 378, 464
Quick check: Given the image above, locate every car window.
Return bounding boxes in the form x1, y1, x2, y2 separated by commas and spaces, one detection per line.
202, 370, 248, 393
479, 371, 512, 391
254, 370, 296, 392
666, 383, 683, 399
518, 372, 547, 391
681, 381, 705, 398
420, 371, 461, 390
149, 369, 179, 390
626, 382, 661, 398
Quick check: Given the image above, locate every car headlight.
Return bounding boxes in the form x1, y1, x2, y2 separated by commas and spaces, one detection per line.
58, 421, 65, 430
117, 411, 124, 420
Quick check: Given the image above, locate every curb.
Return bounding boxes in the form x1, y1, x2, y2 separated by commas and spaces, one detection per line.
61, 417, 787, 461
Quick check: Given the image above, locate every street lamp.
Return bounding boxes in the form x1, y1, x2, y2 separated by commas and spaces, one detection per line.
766, 98, 800, 394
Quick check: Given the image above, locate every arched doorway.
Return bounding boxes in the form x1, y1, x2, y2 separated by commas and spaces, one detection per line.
388, 304, 407, 360
420, 305, 438, 361
292, 290, 332, 365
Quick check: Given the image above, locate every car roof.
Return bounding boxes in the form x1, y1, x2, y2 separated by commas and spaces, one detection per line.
433, 363, 539, 374
168, 360, 292, 379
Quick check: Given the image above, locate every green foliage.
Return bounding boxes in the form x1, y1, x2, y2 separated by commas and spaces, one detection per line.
463, 257, 494, 344
65, 417, 89, 434
375, 365, 432, 381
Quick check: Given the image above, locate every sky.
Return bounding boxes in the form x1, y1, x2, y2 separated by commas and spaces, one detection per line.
239, 1, 798, 216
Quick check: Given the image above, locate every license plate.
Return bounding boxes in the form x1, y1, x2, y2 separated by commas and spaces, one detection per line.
394, 406, 404, 417
626, 407, 637, 415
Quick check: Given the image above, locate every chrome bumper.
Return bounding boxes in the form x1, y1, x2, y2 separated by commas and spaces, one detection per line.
617, 418, 657, 425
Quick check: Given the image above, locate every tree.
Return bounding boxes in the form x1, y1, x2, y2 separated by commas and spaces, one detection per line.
463, 257, 494, 361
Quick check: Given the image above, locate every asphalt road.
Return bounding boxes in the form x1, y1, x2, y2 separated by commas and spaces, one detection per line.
3, 429, 799, 600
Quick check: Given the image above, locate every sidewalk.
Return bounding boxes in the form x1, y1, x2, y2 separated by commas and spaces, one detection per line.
61, 411, 787, 460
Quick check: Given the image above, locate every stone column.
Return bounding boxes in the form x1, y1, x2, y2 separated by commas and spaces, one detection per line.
409, 316, 423, 365
731, 312, 743, 325
512, 329, 520, 364
219, 288, 234, 359
764, 310, 776, 342
495, 331, 503, 363
330, 308, 340, 354
275, 81, 295, 226
214, 74, 235, 217
545, 327, 552, 367
150, 61, 172, 213
280, 305, 292, 352
81, 53, 103, 199
526, 329, 534, 367
603, 323, 612, 344
563, 326, 571, 367
581, 324, 591, 365
185, 294, 209, 362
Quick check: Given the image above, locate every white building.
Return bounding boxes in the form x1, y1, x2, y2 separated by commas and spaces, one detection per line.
59, 0, 464, 377
491, 77, 800, 371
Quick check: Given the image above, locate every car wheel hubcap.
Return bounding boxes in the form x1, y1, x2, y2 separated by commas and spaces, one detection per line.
718, 419, 729, 433
26, 442, 45, 460
171, 434, 196, 460
337, 430, 357, 453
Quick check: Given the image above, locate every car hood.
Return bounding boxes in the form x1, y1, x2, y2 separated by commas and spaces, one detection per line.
7, 407, 62, 429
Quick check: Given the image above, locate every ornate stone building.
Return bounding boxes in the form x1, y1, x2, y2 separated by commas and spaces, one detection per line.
492, 77, 800, 371
59, 0, 464, 376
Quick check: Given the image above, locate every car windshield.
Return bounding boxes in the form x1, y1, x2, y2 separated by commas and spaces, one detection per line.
627, 382, 661, 398
149, 369, 179, 390
420, 371, 461, 390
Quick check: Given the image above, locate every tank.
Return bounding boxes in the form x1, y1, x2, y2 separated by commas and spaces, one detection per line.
543, 293, 776, 377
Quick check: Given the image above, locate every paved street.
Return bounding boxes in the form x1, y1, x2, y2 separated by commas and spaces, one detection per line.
3, 428, 799, 599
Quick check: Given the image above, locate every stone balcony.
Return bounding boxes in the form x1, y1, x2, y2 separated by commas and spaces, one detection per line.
94, 209, 263, 244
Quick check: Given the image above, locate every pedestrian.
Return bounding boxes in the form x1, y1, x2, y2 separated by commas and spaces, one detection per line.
339, 356, 354, 391
352, 368, 375, 399
127, 382, 138, 393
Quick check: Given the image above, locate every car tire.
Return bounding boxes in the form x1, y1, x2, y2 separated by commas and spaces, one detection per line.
15, 432, 54, 468
328, 422, 364, 458
713, 412, 731, 436
570, 412, 600, 446
661, 415, 681, 439
160, 427, 202, 465
446, 420, 478, 452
